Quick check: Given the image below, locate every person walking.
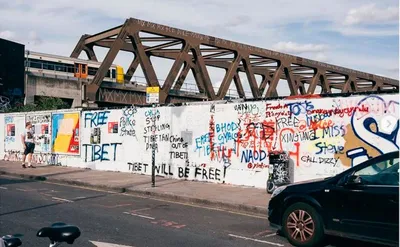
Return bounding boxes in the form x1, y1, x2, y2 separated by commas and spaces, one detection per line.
21, 122, 36, 168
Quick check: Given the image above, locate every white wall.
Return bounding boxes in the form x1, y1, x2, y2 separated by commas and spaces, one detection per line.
1, 93, 399, 188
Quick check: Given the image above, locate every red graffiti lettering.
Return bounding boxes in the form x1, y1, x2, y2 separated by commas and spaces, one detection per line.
310, 119, 334, 130
298, 119, 307, 132
236, 119, 276, 155
211, 146, 234, 162
209, 115, 215, 160
309, 105, 369, 117
247, 163, 269, 169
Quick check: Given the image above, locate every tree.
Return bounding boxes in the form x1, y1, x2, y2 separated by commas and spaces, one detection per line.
5, 97, 70, 113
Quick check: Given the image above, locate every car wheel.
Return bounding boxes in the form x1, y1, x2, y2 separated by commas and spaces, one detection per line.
267, 180, 275, 194
282, 202, 325, 247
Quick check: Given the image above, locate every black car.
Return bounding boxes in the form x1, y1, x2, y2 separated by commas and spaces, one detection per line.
268, 151, 399, 247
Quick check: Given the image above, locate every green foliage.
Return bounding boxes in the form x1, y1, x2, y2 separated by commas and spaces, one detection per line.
5, 97, 69, 113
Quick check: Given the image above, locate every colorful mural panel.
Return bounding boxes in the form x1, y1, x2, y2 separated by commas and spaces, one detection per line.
51, 112, 80, 155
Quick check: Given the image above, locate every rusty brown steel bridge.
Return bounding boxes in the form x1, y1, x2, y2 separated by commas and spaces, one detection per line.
70, 17, 399, 105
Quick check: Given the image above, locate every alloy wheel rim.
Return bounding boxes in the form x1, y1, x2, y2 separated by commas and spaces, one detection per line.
286, 209, 315, 242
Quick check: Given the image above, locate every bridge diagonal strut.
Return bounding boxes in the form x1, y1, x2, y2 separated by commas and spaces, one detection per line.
217, 54, 242, 100
160, 43, 191, 102
129, 32, 159, 88
124, 57, 140, 83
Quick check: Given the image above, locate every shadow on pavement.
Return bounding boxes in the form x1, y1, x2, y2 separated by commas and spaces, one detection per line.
276, 231, 390, 247
0, 201, 64, 216
124, 176, 186, 188
42, 169, 88, 177
328, 236, 389, 247
0, 192, 112, 216
0, 176, 36, 186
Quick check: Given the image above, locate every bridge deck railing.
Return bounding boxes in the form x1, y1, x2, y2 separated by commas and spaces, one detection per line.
26, 67, 245, 99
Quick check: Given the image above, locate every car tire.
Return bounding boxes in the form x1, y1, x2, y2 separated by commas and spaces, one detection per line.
267, 180, 276, 194
282, 202, 325, 247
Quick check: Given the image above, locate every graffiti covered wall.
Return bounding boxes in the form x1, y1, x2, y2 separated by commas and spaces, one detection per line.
0, 93, 398, 188
81, 108, 126, 171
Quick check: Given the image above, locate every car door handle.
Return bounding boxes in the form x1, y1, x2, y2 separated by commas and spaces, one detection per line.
389, 199, 398, 204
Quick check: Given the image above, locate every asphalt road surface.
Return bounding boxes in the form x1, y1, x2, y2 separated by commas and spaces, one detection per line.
0, 175, 384, 247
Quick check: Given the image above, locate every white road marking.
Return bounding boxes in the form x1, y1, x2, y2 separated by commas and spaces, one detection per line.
37, 188, 56, 192
264, 233, 277, 238
89, 240, 135, 247
253, 229, 272, 237
228, 234, 284, 246
51, 197, 73, 203
100, 203, 132, 208
40, 193, 54, 197
0, 186, 7, 189
16, 188, 27, 191
123, 211, 155, 220
131, 207, 151, 212
73, 196, 87, 199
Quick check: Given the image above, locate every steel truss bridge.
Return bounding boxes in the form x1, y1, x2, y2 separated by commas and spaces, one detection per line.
70, 18, 399, 105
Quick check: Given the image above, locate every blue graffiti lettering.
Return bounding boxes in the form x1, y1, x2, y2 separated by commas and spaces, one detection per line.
216, 122, 238, 133
321, 125, 346, 139
145, 109, 160, 117
195, 133, 210, 150
306, 113, 330, 126
240, 149, 267, 163
217, 132, 238, 145
84, 111, 110, 128
286, 100, 314, 116
315, 142, 344, 155
5, 116, 13, 124
5, 136, 15, 143
83, 143, 121, 162
195, 145, 212, 156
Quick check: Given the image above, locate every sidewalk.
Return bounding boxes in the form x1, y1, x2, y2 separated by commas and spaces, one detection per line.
0, 161, 270, 215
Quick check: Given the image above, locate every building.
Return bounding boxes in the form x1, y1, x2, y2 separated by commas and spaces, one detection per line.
0, 38, 25, 107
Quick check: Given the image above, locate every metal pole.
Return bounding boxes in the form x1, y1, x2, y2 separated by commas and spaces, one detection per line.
151, 103, 156, 187
24, 50, 29, 105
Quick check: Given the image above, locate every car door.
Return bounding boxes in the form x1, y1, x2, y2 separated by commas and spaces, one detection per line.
327, 156, 399, 243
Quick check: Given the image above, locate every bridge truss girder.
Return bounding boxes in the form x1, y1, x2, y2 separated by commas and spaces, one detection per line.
71, 18, 399, 104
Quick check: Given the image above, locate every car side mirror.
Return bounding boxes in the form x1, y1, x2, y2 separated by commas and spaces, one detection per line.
344, 175, 363, 186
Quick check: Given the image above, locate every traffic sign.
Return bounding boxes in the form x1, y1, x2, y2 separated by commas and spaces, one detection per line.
146, 87, 159, 104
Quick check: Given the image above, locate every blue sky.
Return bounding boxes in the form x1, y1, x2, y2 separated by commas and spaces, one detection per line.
0, 0, 398, 95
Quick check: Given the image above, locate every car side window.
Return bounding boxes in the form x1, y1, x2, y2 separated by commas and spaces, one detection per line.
354, 157, 399, 186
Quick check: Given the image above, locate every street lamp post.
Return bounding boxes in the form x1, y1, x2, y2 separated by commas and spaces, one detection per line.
151, 103, 156, 187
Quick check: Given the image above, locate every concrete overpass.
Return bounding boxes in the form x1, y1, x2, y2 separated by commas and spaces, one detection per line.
24, 70, 236, 107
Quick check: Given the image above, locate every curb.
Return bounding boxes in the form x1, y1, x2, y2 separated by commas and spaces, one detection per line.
0, 170, 268, 216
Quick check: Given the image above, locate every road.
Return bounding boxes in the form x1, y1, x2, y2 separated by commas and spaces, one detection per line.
0, 175, 383, 247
